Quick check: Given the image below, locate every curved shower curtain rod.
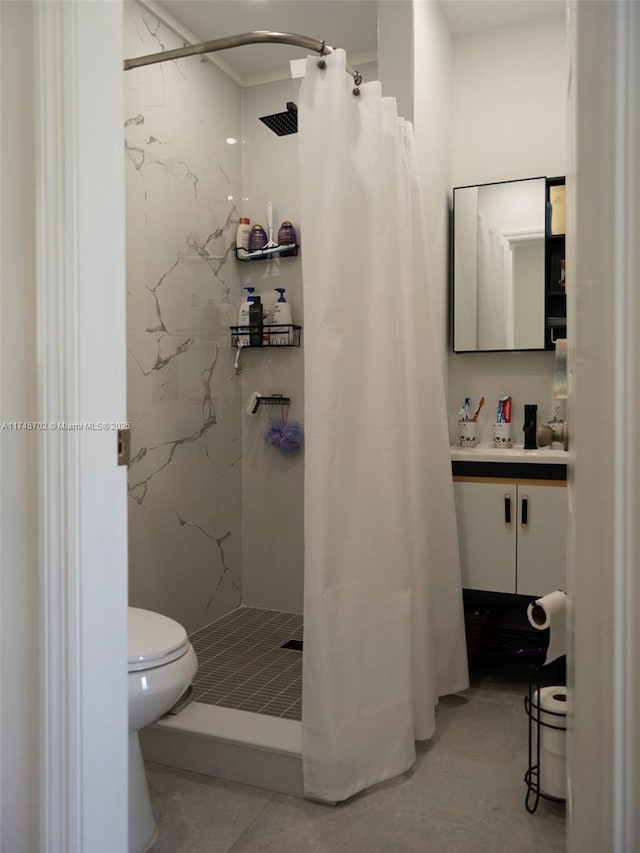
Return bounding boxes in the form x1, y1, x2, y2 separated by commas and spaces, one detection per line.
123, 30, 363, 88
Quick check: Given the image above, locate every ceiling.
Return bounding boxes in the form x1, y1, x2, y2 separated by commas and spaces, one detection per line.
156, 1, 379, 83
440, 0, 564, 39
154, 0, 565, 83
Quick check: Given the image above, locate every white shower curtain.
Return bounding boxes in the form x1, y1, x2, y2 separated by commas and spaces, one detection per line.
299, 51, 469, 803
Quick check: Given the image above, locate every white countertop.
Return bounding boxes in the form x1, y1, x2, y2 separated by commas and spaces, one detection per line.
450, 444, 568, 464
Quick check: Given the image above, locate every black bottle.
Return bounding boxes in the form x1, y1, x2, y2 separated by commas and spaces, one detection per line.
523, 404, 538, 450
249, 296, 263, 347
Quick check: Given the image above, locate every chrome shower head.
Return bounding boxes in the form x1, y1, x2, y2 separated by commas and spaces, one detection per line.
259, 102, 298, 136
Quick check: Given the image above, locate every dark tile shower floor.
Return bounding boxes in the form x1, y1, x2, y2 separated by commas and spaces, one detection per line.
188, 607, 303, 721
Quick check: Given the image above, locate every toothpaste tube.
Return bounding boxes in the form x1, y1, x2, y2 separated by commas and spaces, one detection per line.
497, 395, 512, 424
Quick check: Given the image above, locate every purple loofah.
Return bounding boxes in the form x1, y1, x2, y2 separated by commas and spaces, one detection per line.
264, 419, 304, 455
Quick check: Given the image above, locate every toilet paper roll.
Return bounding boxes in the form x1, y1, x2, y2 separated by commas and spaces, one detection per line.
527, 590, 567, 664
533, 687, 567, 756
532, 686, 567, 800
539, 749, 567, 800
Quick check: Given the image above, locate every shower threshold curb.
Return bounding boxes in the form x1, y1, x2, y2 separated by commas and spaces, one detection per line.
140, 702, 304, 797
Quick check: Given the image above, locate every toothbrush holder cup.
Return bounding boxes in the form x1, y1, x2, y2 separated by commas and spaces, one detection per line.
492, 422, 512, 448
458, 421, 477, 447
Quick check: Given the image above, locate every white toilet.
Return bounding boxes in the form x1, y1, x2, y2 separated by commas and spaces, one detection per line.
128, 606, 198, 853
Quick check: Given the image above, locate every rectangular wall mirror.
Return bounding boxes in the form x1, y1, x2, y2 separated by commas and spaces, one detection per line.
453, 177, 546, 352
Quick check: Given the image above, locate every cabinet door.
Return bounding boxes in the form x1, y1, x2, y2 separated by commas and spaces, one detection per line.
454, 481, 516, 593
516, 484, 567, 596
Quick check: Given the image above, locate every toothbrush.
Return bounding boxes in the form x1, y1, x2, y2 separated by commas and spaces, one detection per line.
458, 397, 471, 421
264, 201, 277, 248
471, 396, 485, 422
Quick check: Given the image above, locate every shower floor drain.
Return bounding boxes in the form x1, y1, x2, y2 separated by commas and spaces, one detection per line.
281, 639, 303, 651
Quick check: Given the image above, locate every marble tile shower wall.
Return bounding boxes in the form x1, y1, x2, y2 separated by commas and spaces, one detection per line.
238, 80, 305, 614
124, 4, 243, 633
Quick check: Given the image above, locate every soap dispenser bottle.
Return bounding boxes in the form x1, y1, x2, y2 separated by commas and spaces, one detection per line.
272, 288, 292, 344
523, 404, 538, 450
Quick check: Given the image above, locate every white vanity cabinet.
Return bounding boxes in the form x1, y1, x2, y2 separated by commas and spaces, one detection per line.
453, 472, 567, 596
515, 483, 567, 594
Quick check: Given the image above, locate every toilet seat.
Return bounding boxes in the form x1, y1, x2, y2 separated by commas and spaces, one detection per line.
128, 607, 190, 672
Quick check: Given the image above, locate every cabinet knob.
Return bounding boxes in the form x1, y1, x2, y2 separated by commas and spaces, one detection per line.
521, 495, 529, 527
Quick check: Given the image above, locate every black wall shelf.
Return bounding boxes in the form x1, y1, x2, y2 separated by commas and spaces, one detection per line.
235, 245, 298, 262
544, 177, 566, 349
230, 324, 302, 348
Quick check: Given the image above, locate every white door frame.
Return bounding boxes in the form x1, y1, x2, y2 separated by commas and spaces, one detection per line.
35, 2, 128, 851
567, 1, 640, 849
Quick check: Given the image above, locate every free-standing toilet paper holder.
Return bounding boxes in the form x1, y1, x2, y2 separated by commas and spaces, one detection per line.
524, 666, 567, 814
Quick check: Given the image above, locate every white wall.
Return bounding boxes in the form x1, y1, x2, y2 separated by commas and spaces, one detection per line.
450, 14, 567, 187
448, 13, 567, 444
0, 4, 40, 848
412, 0, 453, 371
378, 1, 414, 121
125, 1, 244, 633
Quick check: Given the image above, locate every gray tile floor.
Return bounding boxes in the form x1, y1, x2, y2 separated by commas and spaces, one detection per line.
147, 672, 566, 853
189, 607, 303, 720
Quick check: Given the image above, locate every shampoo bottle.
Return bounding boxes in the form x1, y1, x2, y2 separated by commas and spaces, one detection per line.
277, 221, 297, 246
238, 287, 255, 345
249, 224, 267, 252
272, 288, 292, 344
249, 295, 263, 347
